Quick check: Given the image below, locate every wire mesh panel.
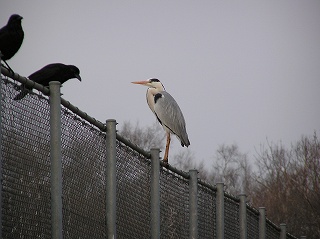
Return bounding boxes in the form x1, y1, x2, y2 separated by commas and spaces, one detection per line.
1, 78, 51, 238
160, 169, 189, 239
60, 107, 107, 239
0, 74, 301, 239
224, 195, 240, 239
198, 183, 216, 238
115, 141, 151, 238
266, 220, 280, 239
247, 207, 259, 239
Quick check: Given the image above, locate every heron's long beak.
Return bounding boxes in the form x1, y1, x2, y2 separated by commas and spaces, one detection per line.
131, 80, 149, 86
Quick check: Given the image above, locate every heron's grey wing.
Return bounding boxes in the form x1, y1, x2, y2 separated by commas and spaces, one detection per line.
154, 91, 190, 147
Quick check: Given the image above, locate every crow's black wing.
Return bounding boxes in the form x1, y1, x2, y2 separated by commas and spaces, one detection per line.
14, 64, 66, 100
28, 63, 67, 86
0, 15, 24, 60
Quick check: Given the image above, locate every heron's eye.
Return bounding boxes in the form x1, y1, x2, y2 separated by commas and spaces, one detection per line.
149, 78, 160, 83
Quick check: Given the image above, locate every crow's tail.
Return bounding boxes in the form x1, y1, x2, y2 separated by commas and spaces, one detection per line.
14, 88, 30, 100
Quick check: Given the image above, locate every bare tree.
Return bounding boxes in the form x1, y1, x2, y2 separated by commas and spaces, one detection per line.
118, 121, 165, 151
252, 133, 320, 238
172, 150, 210, 181
210, 144, 253, 195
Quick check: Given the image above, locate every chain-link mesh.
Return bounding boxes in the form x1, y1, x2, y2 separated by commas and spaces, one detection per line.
1, 77, 108, 238
266, 220, 281, 239
225, 195, 240, 239
198, 183, 215, 238
1, 78, 52, 238
160, 169, 189, 239
61, 107, 107, 238
0, 75, 299, 239
247, 207, 259, 239
116, 140, 151, 238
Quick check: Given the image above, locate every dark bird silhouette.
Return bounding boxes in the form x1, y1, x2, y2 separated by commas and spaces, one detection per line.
14, 63, 82, 100
0, 14, 24, 71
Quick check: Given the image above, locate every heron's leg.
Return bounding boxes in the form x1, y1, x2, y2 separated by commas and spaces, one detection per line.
163, 132, 171, 164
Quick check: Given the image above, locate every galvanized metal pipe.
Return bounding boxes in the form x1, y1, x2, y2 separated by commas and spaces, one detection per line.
280, 223, 286, 239
216, 182, 224, 239
106, 119, 117, 239
259, 207, 266, 239
49, 81, 63, 239
239, 194, 247, 239
150, 148, 160, 239
189, 169, 198, 239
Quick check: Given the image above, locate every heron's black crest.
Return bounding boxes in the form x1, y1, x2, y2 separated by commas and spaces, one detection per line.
154, 93, 163, 104
149, 78, 165, 90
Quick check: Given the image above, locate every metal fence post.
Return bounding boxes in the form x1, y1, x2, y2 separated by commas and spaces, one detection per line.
49, 81, 63, 239
259, 207, 266, 239
216, 182, 224, 239
106, 119, 117, 239
150, 148, 160, 239
189, 169, 198, 239
280, 223, 286, 239
239, 194, 247, 239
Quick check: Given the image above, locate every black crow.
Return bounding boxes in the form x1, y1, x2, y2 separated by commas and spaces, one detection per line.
14, 63, 82, 100
0, 14, 24, 71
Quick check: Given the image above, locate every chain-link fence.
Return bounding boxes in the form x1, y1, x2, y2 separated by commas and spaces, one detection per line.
0, 68, 299, 238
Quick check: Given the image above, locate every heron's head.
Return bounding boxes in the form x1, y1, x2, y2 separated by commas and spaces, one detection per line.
131, 78, 165, 91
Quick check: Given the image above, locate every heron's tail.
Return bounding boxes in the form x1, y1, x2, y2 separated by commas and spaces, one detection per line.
180, 134, 190, 147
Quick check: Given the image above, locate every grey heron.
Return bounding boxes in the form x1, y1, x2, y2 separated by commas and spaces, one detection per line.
132, 78, 190, 164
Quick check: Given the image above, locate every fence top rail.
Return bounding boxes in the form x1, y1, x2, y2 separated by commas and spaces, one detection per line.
1, 66, 50, 95
1, 66, 151, 159
246, 203, 260, 216
266, 217, 281, 232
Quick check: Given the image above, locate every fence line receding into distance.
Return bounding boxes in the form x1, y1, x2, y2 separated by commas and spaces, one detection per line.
0, 65, 301, 238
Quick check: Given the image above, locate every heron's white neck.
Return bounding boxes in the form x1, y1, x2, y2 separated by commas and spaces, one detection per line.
146, 84, 165, 114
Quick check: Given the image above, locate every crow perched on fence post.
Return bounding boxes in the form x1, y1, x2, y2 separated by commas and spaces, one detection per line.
0, 14, 24, 72
14, 63, 82, 100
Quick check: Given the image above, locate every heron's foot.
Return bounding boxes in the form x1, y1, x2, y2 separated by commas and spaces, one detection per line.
162, 159, 169, 168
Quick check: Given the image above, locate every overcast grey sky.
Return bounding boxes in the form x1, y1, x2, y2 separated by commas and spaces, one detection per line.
1, 1, 320, 167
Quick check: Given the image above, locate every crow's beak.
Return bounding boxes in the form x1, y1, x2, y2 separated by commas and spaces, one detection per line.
75, 74, 82, 81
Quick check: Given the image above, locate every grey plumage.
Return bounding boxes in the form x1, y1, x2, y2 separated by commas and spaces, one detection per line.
154, 92, 190, 147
